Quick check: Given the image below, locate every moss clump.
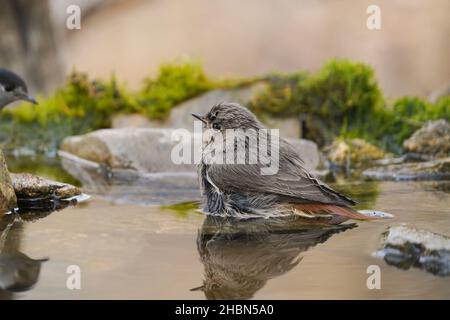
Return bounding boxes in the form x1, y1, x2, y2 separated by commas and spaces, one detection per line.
250, 60, 385, 146
138, 61, 213, 119
249, 72, 309, 118
0, 72, 138, 153
250, 59, 449, 153
0, 61, 219, 153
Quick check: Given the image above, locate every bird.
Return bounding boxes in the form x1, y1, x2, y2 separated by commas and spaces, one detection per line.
0, 69, 37, 111
192, 102, 390, 224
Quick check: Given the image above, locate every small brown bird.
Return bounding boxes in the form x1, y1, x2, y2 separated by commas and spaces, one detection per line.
192, 103, 390, 224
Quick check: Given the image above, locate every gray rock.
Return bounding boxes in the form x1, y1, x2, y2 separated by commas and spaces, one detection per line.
60, 128, 319, 173
264, 117, 301, 139
111, 113, 152, 129
363, 157, 450, 181
60, 128, 198, 173
59, 151, 200, 206
148, 83, 267, 131
58, 128, 320, 205
375, 225, 450, 277
403, 119, 450, 158
0, 149, 17, 213
285, 138, 320, 170
111, 83, 301, 139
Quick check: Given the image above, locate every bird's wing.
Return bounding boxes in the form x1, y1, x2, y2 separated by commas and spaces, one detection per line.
207, 139, 355, 206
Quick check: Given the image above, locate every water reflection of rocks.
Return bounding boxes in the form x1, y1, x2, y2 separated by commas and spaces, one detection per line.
194, 216, 356, 299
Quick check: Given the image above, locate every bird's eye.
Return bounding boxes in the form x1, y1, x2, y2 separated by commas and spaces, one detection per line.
3, 84, 13, 92
212, 123, 221, 130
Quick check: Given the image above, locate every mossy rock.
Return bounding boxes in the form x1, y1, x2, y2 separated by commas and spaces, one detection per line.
324, 138, 385, 169
0, 149, 17, 212
403, 119, 450, 158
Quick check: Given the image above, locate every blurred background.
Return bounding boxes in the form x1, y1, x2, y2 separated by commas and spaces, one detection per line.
1, 0, 449, 98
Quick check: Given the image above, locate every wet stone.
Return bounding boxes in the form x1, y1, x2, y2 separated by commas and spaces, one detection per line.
8, 173, 86, 216
10, 173, 81, 200
375, 225, 450, 277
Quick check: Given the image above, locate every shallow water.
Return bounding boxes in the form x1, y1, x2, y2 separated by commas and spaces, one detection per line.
1, 158, 450, 299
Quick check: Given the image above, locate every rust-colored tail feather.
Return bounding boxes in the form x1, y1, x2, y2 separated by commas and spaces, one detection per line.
293, 203, 375, 221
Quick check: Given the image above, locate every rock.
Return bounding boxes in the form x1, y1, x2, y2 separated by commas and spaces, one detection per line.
111, 113, 152, 129
403, 119, 450, 158
60, 128, 198, 173
286, 138, 320, 170
147, 83, 268, 131
60, 128, 319, 173
0, 150, 17, 213
372, 153, 434, 166
263, 117, 301, 139
58, 150, 200, 206
363, 157, 450, 181
324, 138, 385, 169
58, 128, 320, 205
11, 173, 81, 200
115, 82, 301, 139
375, 225, 450, 277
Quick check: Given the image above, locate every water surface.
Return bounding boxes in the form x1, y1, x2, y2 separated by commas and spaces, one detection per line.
1, 158, 449, 299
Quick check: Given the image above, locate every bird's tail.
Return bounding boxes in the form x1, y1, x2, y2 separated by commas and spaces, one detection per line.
293, 204, 393, 222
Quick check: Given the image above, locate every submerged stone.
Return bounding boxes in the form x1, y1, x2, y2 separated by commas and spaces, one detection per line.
363, 157, 450, 181
375, 225, 450, 277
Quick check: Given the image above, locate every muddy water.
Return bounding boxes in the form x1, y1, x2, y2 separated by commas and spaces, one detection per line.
1, 158, 450, 299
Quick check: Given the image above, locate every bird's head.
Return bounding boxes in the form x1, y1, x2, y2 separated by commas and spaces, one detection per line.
0, 69, 37, 110
192, 102, 264, 131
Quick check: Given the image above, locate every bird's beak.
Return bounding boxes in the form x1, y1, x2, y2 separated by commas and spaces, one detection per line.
191, 113, 206, 124
190, 285, 205, 291
17, 91, 37, 105
23, 95, 38, 105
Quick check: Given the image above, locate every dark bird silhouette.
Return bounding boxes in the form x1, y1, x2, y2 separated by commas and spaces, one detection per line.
192, 103, 390, 224
0, 69, 37, 111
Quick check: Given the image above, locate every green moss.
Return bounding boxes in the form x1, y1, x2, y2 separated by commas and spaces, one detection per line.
250, 59, 448, 153
0, 71, 138, 153
138, 61, 213, 119
249, 72, 309, 118
0, 59, 448, 155
250, 60, 385, 146
0, 61, 219, 153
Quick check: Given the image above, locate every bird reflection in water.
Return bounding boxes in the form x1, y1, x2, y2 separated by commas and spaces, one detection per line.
193, 216, 356, 299
0, 197, 72, 298
0, 192, 85, 298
